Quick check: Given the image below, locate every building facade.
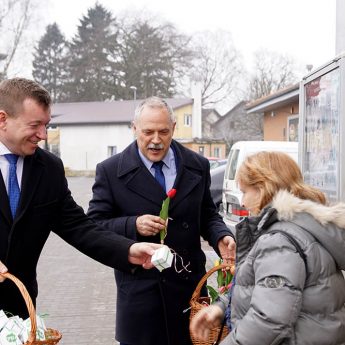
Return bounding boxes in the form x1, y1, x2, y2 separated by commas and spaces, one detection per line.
246, 84, 299, 142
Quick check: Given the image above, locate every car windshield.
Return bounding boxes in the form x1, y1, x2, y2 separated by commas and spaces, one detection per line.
209, 160, 219, 169
209, 158, 227, 170
225, 149, 239, 179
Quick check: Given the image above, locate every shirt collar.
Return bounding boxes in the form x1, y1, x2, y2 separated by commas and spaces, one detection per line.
0, 141, 13, 155
138, 147, 174, 170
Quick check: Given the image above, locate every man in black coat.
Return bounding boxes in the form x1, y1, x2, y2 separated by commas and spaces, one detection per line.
87, 97, 236, 345
0, 78, 160, 319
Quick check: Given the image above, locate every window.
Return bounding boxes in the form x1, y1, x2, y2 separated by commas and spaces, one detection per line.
198, 146, 205, 156
108, 146, 117, 157
184, 114, 192, 126
214, 147, 220, 158
49, 144, 60, 157
287, 115, 299, 142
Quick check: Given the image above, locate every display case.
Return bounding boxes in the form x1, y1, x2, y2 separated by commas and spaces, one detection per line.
299, 54, 345, 202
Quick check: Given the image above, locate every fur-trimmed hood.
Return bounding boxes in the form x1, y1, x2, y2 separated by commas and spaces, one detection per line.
272, 190, 345, 269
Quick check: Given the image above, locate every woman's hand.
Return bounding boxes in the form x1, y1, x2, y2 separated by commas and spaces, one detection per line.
190, 304, 224, 341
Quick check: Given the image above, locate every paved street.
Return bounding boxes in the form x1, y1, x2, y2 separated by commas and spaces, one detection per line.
36, 177, 218, 345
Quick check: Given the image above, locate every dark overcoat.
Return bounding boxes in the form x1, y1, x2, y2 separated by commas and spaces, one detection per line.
87, 140, 231, 345
0, 148, 134, 318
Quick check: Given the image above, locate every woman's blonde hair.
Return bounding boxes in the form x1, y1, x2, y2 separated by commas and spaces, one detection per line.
236, 151, 326, 214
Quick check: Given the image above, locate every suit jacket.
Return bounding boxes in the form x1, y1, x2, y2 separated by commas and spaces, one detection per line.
0, 148, 134, 318
88, 140, 232, 345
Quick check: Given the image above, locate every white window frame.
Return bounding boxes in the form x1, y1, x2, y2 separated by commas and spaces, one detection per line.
184, 114, 192, 127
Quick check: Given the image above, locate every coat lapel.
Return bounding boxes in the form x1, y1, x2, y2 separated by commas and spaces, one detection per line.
117, 141, 204, 209
0, 172, 12, 225
169, 141, 203, 211
13, 152, 44, 225
118, 142, 166, 206
170, 168, 201, 210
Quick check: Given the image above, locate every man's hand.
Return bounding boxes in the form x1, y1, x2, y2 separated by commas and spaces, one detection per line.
218, 235, 236, 264
128, 242, 163, 269
136, 215, 166, 236
0, 261, 8, 282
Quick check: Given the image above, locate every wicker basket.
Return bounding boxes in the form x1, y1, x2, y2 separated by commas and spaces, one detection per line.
0, 272, 62, 345
189, 263, 235, 345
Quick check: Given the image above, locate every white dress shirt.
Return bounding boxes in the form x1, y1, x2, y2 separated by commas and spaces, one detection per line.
138, 147, 177, 193
0, 141, 23, 192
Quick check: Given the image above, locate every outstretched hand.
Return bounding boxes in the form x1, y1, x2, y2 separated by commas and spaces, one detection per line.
218, 235, 236, 264
128, 242, 163, 269
0, 261, 8, 282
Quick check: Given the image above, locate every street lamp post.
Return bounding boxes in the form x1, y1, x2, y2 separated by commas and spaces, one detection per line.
130, 86, 137, 100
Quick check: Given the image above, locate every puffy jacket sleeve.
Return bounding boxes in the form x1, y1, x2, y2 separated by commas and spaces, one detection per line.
224, 231, 307, 345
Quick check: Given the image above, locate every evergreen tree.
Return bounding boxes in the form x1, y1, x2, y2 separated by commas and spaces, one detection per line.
32, 23, 68, 102
117, 19, 192, 100
67, 3, 119, 101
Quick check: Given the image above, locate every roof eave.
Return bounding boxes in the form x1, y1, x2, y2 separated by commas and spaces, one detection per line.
246, 89, 299, 114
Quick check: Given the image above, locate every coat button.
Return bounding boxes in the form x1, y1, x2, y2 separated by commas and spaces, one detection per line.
182, 222, 189, 229
182, 249, 189, 255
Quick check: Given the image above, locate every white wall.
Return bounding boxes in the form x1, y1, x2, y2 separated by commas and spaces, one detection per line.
59, 124, 134, 171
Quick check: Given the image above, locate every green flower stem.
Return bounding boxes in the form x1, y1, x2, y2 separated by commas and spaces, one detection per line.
159, 197, 171, 244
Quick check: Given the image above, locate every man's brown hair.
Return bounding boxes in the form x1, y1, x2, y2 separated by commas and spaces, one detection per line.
0, 78, 51, 117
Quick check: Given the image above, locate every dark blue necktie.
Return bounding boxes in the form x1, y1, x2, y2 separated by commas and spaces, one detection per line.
152, 161, 166, 192
4, 154, 20, 218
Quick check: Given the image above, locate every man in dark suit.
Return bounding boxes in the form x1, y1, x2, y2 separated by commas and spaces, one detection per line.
87, 97, 236, 345
0, 78, 161, 319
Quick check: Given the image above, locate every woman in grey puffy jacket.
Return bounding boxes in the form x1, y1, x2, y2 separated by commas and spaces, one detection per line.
190, 151, 345, 345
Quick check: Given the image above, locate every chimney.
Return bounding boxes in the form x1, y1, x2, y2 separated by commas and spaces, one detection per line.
191, 82, 202, 139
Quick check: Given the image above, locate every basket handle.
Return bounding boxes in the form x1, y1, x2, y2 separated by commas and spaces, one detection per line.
0, 272, 37, 343
190, 262, 235, 303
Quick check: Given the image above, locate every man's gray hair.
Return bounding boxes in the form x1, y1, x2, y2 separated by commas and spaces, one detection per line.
134, 96, 176, 123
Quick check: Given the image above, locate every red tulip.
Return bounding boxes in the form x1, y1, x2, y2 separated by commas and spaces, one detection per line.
167, 188, 177, 198
218, 286, 226, 294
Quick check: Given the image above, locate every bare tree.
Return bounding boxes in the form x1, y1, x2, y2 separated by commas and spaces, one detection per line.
248, 49, 298, 100
0, 0, 34, 79
181, 30, 243, 109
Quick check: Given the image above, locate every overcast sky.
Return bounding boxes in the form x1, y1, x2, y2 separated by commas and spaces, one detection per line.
43, 0, 336, 72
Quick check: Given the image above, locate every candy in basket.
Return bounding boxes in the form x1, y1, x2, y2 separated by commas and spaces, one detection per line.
0, 272, 62, 345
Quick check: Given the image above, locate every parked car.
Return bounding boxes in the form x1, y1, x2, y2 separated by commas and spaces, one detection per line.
221, 141, 299, 232
210, 164, 226, 210
207, 157, 227, 169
